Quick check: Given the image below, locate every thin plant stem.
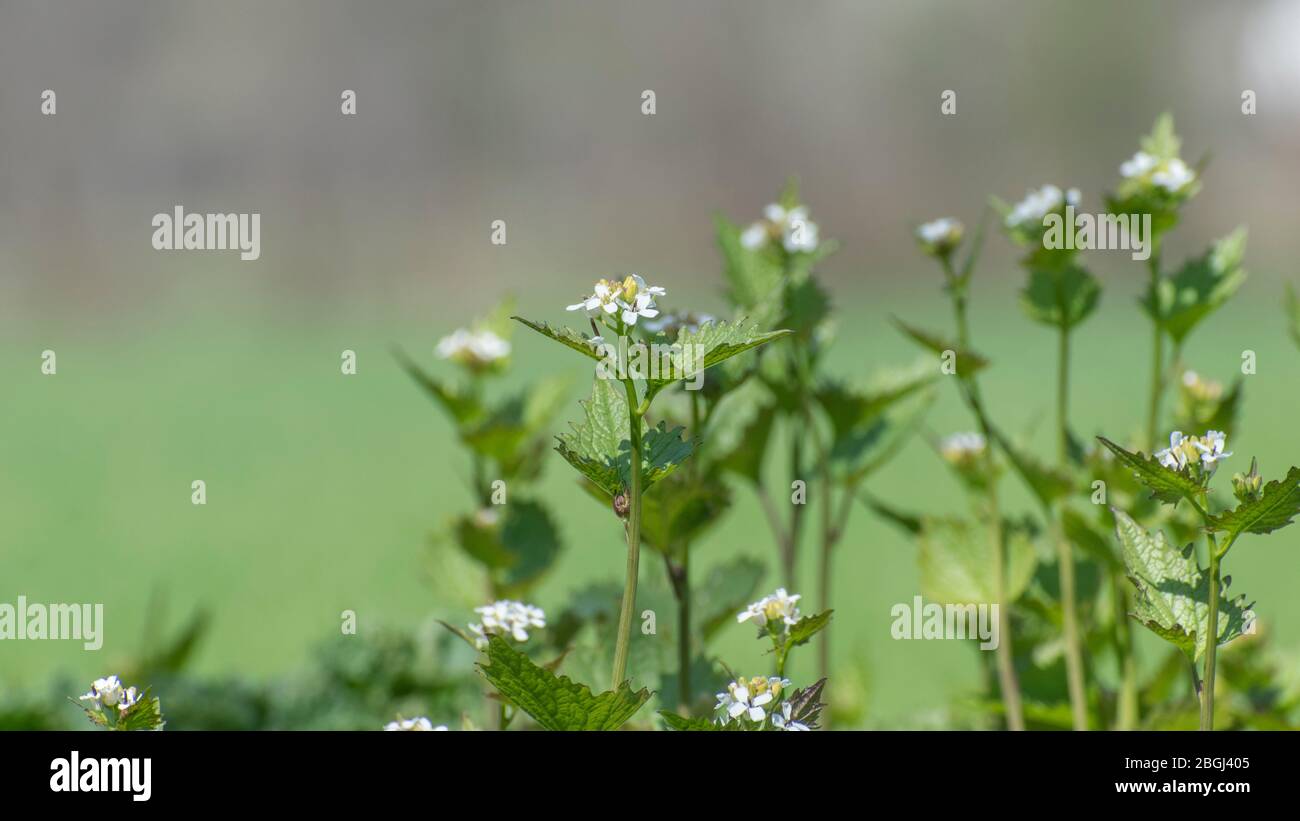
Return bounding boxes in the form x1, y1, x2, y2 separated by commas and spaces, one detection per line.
942, 258, 1025, 730
1055, 323, 1088, 731
1202, 538, 1221, 731
1113, 571, 1139, 730
1145, 251, 1164, 450
610, 376, 644, 688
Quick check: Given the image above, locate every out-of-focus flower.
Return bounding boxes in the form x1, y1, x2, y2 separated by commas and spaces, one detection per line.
740, 203, 820, 253
737, 588, 802, 634
468, 600, 546, 649
916, 218, 964, 257
436, 328, 511, 368
1004, 184, 1080, 230
1120, 150, 1196, 194
939, 432, 986, 466
384, 717, 447, 731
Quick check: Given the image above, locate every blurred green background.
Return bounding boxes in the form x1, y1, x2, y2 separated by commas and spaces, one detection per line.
3, 0, 1300, 727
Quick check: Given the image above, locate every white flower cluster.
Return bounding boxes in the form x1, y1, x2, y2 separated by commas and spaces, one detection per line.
737, 588, 802, 634
468, 600, 546, 649
435, 327, 511, 367
939, 431, 986, 464
741, 202, 820, 253
1155, 430, 1232, 474
1180, 370, 1223, 403
1004, 184, 1081, 230
383, 717, 448, 731
567, 274, 665, 327
79, 675, 141, 714
715, 676, 808, 730
1120, 150, 1195, 194
916, 217, 964, 254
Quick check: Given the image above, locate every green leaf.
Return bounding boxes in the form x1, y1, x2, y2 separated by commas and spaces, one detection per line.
1061, 509, 1121, 570
478, 635, 651, 730
918, 517, 1036, 604
1150, 228, 1248, 344
556, 379, 695, 499
1096, 436, 1202, 506
659, 710, 720, 731
1020, 261, 1101, 330
511, 316, 606, 361
639, 471, 732, 557
859, 492, 923, 535
393, 348, 482, 425
992, 428, 1075, 509
451, 500, 563, 592
461, 376, 569, 463
716, 214, 785, 311
892, 318, 988, 376
1207, 466, 1300, 537
1141, 112, 1181, 161
788, 610, 833, 647
785, 678, 827, 730
816, 367, 935, 483
646, 319, 792, 394
1112, 509, 1254, 662
116, 690, 166, 731
695, 556, 766, 641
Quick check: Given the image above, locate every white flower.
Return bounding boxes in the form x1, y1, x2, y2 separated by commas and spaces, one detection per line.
740, 222, 769, 250
567, 275, 665, 327
737, 588, 803, 633
715, 676, 790, 725
782, 206, 819, 253
384, 717, 446, 731
1120, 150, 1159, 179
917, 217, 963, 248
435, 328, 511, 367
763, 203, 787, 223
940, 432, 986, 464
1155, 430, 1232, 474
770, 701, 810, 731
1151, 157, 1195, 193
468, 600, 546, 649
117, 686, 141, 713
80, 675, 125, 709
1181, 370, 1223, 402
1005, 184, 1080, 229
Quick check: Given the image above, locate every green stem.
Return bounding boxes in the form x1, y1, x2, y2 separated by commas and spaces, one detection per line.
610, 376, 644, 689
1145, 253, 1164, 450
1202, 539, 1221, 731
943, 258, 1024, 730
1113, 571, 1139, 730
1055, 324, 1087, 731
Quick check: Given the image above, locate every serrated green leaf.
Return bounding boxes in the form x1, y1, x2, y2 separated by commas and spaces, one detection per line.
785, 677, 827, 730
788, 610, 833, 647
919, 517, 1036, 604
1020, 262, 1101, 329
1096, 436, 1203, 506
646, 319, 792, 394
116, 691, 165, 731
892, 318, 988, 376
478, 636, 651, 730
1141, 112, 1181, 161
1207, 466, 1300, 537
658, 710, 720, 731
556, 379, 695, 498
1150, 228, 1247, 344
512, 316, 606, 361
1112, 509, 1254, 662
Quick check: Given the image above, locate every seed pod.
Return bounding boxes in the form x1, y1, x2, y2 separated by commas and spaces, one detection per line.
612, 492, 630, 518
